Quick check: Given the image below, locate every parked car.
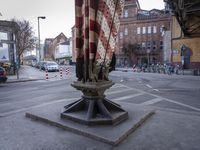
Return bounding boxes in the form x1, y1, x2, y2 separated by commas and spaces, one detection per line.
36, 61, 47, 70
0, 67, 7, 83
44, 61, 59, 72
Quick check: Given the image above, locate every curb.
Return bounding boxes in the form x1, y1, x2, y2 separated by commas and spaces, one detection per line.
6, 78, 44, 83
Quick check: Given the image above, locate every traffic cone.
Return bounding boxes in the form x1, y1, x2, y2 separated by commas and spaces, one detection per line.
45, 70, 48, 80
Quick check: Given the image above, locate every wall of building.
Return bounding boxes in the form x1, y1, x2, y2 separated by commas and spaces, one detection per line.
116, 0, 171, 67
171, 16, 200, 69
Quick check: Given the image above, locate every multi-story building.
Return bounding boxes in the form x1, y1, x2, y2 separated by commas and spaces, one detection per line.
44, 33, 67, 60
44, 33, 73, 64
116, 0, 171, 67
0, 20, 19, 74
44, 38, 54, 60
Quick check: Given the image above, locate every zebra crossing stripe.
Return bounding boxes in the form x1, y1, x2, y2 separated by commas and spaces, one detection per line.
106, 88, 133, 95
113, 93, 144, 101
140, 97, 163, 106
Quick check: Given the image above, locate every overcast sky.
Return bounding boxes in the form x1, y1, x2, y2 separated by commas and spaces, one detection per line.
0, 0, 164, 41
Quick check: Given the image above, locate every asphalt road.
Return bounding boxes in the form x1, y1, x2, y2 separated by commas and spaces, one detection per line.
1, 66, 200, 150
0, 67, 200, 116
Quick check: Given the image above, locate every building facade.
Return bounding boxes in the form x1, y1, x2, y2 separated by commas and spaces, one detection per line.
171, 16, 200, 69
0, 20, 19, 74
44, 33, 72, 64
116, 0, 171, 67
165, 0, 200, 69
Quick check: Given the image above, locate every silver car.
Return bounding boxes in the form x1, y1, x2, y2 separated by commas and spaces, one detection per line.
44, 61, 59, 72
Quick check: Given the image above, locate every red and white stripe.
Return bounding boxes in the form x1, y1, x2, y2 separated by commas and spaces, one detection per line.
75, 0, 125, 80
66, 68, 70, 76
60, 67, 63, 79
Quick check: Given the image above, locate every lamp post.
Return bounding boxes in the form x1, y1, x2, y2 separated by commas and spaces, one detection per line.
37, 16, 46, 62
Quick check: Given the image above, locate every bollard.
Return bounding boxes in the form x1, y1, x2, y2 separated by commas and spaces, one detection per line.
60, 67, 63, 79
66, 67, 70, 76
45, 70, 48, 80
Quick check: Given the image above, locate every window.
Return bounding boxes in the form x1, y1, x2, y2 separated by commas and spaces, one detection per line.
124, 28, 128, 35
147, 41, 151, 49
137, 27, 141, 34
148, 26, 151, 34
142, 42, 146, 49
152, 41, 156, 49
119, 32, 123, 39
160, 26, 163, 33
124, 10, 128, 18
142, 27, 146, 34
160, 41, 163, 50
153, 26, 157, 33
0, 32, 8, 40
137, 43, 141, 50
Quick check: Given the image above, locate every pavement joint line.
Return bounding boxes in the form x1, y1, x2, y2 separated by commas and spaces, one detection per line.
119, 83, 200, 112
140, 97, 163, 105
0, 97, 79, 117
113, 93, 144, 101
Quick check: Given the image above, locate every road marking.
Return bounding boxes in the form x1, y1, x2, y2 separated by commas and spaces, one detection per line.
118, 83, 200, 112
153, 89, 159, 92
106, 88, 133, 95
113, 93, 144, 101
163, 98, 200, 112
140, 97, 163, 105
0, 97, 79, 117
146, 84, 152, 88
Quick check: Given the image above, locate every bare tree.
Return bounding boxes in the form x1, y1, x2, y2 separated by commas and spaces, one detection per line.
11, 18, 35, 59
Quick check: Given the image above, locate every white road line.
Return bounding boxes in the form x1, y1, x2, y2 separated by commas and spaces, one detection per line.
0, 97, 79, 117
163, 98, 200, 112
140, 97, 163, 105
113, 93, 144, 101
153, 89, 159, 92
106, 88, 132, 95
146, 84, 152, 88
118, 83, 200, 112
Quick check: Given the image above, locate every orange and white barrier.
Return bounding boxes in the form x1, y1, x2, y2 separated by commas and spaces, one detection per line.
66, 67, 70, 76
45, 70, 48, 80
60, 67, 63, 79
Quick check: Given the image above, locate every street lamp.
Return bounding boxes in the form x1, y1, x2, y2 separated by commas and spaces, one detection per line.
37, 16, 46, 62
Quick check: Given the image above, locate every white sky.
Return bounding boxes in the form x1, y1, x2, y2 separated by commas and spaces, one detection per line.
0, 0, 164, 41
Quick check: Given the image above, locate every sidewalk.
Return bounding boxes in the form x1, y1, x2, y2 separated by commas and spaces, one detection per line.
7, 65, 51, 83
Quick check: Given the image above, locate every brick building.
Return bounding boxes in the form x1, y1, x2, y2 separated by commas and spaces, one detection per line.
116, 0, 171, 67
44, 33, 67, 60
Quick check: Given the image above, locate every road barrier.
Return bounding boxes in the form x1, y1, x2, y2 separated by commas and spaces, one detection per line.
45, 70, 48, 80
66, 67, 70, 76
60, 67, 63, 79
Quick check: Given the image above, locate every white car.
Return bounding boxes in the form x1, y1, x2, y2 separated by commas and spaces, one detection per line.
44, 61, 59, 72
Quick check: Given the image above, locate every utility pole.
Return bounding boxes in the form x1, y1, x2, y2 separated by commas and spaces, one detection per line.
37, 16, 46, 62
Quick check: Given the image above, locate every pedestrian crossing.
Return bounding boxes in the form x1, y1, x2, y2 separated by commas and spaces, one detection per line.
107, 83, 200, 112
106, 83, 161, 105
1, 82, 200, 117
